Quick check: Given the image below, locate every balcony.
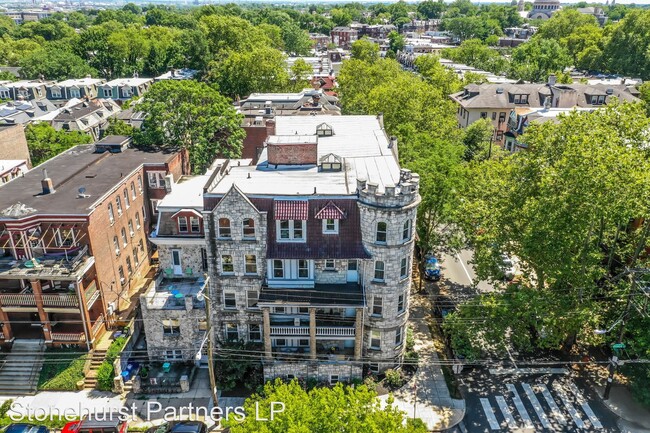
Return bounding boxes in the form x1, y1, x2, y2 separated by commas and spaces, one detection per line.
85, 281, 100, 309
260, 282, 364, 307
142, 274, 207, 310
0, 246, 93, 280
0, 293, 79, 309
51, 332, 86, 343
270, 326, 355, 337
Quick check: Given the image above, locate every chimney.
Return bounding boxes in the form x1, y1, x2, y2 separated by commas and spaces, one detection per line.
265, 119, 276, 137
547, 74, 557, 86
41, 169, 54, 195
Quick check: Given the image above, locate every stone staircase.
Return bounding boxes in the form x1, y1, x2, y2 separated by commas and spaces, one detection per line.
83, 348, 107, 389
0, 339, 45, 395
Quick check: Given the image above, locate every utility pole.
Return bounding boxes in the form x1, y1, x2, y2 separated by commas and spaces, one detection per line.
198, 277, 219, 418
604, 277, 633, 400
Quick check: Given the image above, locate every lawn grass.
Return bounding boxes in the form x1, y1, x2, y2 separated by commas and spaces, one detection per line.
37, 347, 87, 391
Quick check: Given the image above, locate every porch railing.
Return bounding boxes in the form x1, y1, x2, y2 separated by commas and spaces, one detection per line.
42, 294, 79, 308
0, 293, 79, 308
51, 332, 86, 342
270, 326, 355, 337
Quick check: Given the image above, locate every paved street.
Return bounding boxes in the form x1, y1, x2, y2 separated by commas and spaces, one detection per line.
439, 249, 494, 294
459, 369, 620, 432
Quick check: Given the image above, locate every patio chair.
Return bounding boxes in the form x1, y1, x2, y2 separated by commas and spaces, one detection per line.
164, 268, 173, 278
185, 267, 193, 276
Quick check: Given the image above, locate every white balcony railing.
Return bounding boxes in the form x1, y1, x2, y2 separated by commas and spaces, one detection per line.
270, 326, 355, 337
42, 294, 79, 308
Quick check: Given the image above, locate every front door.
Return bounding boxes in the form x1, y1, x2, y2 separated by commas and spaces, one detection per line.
171, 249, 183, 275
346, 260, 358, 282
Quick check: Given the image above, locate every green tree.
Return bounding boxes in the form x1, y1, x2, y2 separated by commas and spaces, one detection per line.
510, 38, 571, 82
414, 55, 462, 95
289, 58, 313, 91
442, 39, 509, 75
281, 22, 312, 56
0, 36, 42, 66
223, 380, 428, 433
603, 10, 650, 78
25, 123, 93, 166
387, 30, 405, 55
638, 82, 650, 117
461, 118, 494, 162
135, 80, 245, 173
447, 102, 650, 358
535, 9, 598, 40
417, 0, 446, 19
18, 46, 95, 80
350, 37, 380, 63
0, 15, 16, 37
200, 15, 270, 61
207, 47, 289, 99
103, 118, 135, 137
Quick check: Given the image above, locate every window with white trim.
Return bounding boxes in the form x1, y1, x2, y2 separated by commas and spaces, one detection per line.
123, 189, 130, 208
128, 220, 135, 237
402, 219, 412, 241
397, 293, 405, 314
51, 87, 62, 98
221, 255, 234, 274
374, 261, 385, 281
178, 216, 188, 233
298, 259, 309, 278
118, 265, 126, 285
400, 256, 409, 279
190, 217, 200, 233
323, 218, 338, 234
148, 171, 166, 189
372, 296, 383, 316
376, 222, 387, 243
162, 320, 180, 335
248, 324, 261, 341
218, 218, 231, 239
395, 327, 403, 346
370, 330, 381, 349
277, 220, 306, 241
247, 290, 259, 308
225, 323, 238, 340
116, 196, 123, 216
113, 236, 120, 256
245, 254, 257, 274
137, 175, 143, 192
102, 87, 112, 98
324, 259, 335, 270
130, 182, 137, 199
243, 218, 255, 238
273, 260, 284, 278
224, 292, 236, 309
121, 228, 128, 247
135, 212, 141, 229
108, 203, 115, 224
330, 375, 339, 385
126, 256, 133, 276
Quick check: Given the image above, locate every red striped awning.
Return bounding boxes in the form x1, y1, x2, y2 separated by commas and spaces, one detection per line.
274, 200, 309, 220
315, 201, 346, 220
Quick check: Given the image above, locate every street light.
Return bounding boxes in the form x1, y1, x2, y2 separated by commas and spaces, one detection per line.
594, 313, 628, 400
593, 317, 624, 335
195, 277, 219, 417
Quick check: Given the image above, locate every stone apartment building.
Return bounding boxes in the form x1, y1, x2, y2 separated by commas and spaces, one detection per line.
450, 79, 640, 148
140, 115, 420, 383
0, 136, 185, 348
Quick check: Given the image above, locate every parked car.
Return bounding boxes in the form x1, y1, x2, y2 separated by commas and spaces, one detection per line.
500, 254, 516, 281
146, 422, 207, 433
423, 255, 441, 281
3, 424, 49, 433
62, 417, 127, 433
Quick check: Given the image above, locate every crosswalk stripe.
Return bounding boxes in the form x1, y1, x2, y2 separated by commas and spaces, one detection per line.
495, 395, 518, 429
538, 384, 567, 425
480, 397, 501, 430
566, 381, 604, 429
553, 382, 585, 428
522, 383, 552, 429
507, 384, 534, 428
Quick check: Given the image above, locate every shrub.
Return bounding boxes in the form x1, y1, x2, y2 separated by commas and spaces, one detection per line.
384, 369, 404, 388
95, 336, 128, 391
215, 341, 263, 391
0, 399, 13, 417
38, 348, 85, 391
363, 375, 377, 391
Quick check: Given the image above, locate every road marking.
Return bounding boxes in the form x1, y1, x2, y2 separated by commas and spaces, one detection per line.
507, 384, 534, 428
538, 384, 567, 425
455, 253, 473, 285
495, 395, 518, 429
480, 398, 501, 430
553, 382, 585, 428
566, 381, 603, 429
522, 383, 551, 429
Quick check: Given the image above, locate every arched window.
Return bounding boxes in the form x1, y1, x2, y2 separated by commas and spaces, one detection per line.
108, 204, 115, 224
116, 196, 123, 216
113, 236, 120, 256
218, 218, 231, 239
135, 212, 141, 229
130, 182, 136, 199
137, 175, 143, 193
123, 189, 130, 208
376, 222, 387, 243
243, 218, 255, 238
128, 220, 135, 237
121, 228, 128, 246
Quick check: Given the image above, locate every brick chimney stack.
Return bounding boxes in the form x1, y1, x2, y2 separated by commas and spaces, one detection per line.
41, 169, 54, 195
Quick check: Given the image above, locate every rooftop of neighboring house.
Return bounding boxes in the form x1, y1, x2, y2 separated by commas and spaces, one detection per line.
155, 69, 199, 81
0, 67, 20, 78
103, 77, 153, 88
0, 160, 27, 177
53, 77, 106, 88
238, 89, 340, 117
2, 80, 50, 89
52, 99, 120, 122
0, 99, 59, 125
0, 139, 175, 218
205, 115, 401, 197
450, 82, 640, 109
331, 26, 357, 33
157, 172, 215, 211
286, 57, 334, 77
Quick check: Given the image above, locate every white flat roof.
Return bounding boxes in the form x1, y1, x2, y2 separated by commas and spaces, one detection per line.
55, 78, 105, 87
104, 77, 153, 87
157, 174, 210, 209
208, 115, 401, 196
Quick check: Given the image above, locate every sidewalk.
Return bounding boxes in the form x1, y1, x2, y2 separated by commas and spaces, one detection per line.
593, 384, 650, 433
379, 291, 465, 431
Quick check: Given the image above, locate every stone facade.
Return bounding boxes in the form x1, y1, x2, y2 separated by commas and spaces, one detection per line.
263, 361, 362, 383
157, 242, 206, 277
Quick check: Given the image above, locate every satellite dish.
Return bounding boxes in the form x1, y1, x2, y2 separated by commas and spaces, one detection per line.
78, 187, 86, 194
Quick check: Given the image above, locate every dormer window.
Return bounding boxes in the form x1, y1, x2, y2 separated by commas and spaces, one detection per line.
319, 153, 342, 172
121, 86, 133, 98
190, 217, 200, 233
70, 87, 81, 98
316, 122, 334, 137
178, 216, 188, 233
591, 95, 605, 105
51, 87, 62, 98
513, 94, 528, 104
102, 87, 112, 98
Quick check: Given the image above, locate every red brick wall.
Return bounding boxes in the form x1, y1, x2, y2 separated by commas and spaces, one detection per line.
0, 125, 31, 167
268, 142, 317, 166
